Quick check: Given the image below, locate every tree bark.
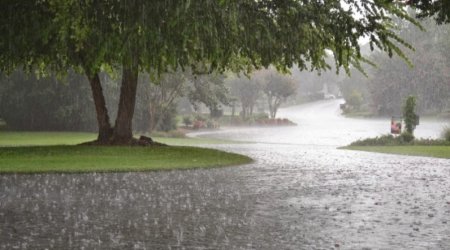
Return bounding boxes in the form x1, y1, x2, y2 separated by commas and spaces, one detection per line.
112, 64, 139, 144
87, 73, 113, 143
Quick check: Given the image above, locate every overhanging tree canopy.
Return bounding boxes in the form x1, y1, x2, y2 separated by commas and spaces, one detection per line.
408, 0, 450, 24
0, 0, 427, 145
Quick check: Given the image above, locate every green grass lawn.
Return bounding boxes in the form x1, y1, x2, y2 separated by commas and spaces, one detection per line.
344, 145, 450, 159
0, 132, 252, 174
0, 131, 239, 146
0, 132, 97, 146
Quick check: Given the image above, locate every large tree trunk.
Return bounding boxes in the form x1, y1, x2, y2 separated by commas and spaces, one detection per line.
112, 64, 139, 144
87, 73, 113, 143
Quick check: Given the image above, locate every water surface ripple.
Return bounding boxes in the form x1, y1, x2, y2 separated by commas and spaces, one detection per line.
1, 100, 449, 249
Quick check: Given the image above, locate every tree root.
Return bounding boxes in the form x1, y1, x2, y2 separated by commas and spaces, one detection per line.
79, 135, 167, 147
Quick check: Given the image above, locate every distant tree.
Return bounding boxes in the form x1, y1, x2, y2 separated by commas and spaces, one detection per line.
229, 76, 261, 119
262, 73, 297, 119
366, 18, 450, 115
347, 90, 364, 111
0, 70, 96, 131
136, 71, 186, 133
188, 73, 230, 118
338, 69, 371, 110
291, 57, 345, 102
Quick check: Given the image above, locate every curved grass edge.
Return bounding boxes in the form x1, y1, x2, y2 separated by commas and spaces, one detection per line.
0, 145, 253, 174
0, 131, 248, 147
341, 145, 450, 159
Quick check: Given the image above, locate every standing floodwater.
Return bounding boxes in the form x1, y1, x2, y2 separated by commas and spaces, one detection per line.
195, 99, 449, 146
1, 100, 450, 249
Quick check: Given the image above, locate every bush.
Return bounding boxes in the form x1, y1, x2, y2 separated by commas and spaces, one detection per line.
349, 133, 414, 146
349, 133, 450, 146
441, 126, 450, 141
350, 134, 397, 146
399, 132, 414, 143
195, 114, 207, 122
154, 105, 178, 132
182, 116, 193, 127
254, 113, 269, 120
206, 120, 214, 128
206, 120, 220, 129
210, 108, 223, 118
193, 120, 205, 129
347, 90, 364, 111
403, 96, 419, 135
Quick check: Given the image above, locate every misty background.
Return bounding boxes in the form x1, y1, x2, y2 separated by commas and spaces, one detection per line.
1, 17, 449, 133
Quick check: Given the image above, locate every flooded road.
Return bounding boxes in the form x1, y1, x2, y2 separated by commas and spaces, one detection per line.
1, 100, 450, 249
196, 99, 448, 146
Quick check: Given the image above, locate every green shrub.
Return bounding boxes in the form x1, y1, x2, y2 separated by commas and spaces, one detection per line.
206, 120, 214, 128
399, 132, 414, 143
350, 134, 397, 146
195, 114, 207, 122
441, 126, 450, 141
349, 133, 450, 146
156, 105, 178, 132
182, 116, 193, 126
347, 90, 363, 111
349, 133, 413, 146
403, 96, 419, 135
254, 113, 269, 120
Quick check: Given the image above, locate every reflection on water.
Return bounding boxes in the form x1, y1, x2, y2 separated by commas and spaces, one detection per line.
1, 100, 450, 249
195, 99, 449, 146
1, 171, 259, 249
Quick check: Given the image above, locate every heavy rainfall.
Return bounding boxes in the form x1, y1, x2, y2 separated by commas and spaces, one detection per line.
0, 1, 449, 249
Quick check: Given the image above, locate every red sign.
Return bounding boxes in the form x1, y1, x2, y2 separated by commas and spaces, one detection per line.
391, 117, 402, 134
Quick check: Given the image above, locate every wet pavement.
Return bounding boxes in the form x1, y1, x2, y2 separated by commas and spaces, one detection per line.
1, 100, 450, 249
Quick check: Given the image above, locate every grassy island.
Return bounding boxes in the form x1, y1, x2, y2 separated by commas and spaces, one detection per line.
344, 145, 450, 159
0, 132, 252, 174
343, 134, 450, 159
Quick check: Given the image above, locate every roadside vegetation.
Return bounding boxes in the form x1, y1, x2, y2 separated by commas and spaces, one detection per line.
181, 113, 296, 129
347, 134, 450, 147
344, 97, 450, 159
344, 145, 450, 159
339, 18, 450, 118
344, 128, 450, 159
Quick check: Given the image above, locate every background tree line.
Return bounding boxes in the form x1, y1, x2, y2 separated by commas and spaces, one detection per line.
3, 15, 448, 132
0, 66, 301, 132
339, 17, 450, 116
1, 0, 434, 144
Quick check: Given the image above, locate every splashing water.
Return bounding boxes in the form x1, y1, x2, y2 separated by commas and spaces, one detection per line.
1, 100, 449, 249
